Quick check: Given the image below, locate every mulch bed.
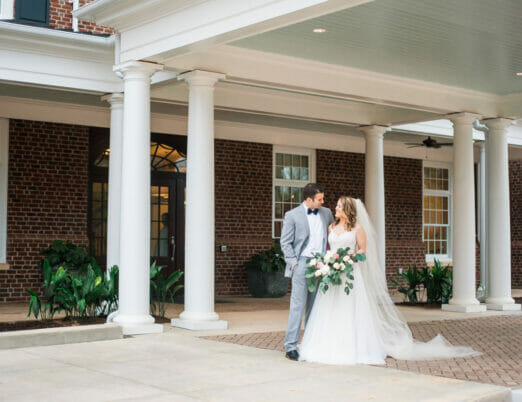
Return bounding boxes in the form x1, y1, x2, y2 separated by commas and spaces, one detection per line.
0, 315, 170, 332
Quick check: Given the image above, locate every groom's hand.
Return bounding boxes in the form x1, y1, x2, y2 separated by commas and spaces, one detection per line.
291, 264, 297, 271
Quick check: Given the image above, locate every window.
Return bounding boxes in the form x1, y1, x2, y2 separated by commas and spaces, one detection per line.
0, 0, 15, 20
423, 163, 452, 259
14, 0, 49, 26
273, 147, 315, 238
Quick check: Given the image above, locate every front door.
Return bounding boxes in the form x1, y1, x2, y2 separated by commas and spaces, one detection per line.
150, 173, 186, 276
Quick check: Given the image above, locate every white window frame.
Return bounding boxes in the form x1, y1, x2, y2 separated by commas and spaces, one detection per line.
0, 118, 9, 265
272, 146, 315, 238
0, 0, 14, 20
423, 161, 453, 264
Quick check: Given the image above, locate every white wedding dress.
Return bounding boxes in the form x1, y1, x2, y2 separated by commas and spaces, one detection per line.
299, 199, 481, 365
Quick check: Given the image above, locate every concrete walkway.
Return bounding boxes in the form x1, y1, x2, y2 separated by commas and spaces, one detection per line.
1, 294, 521, 401
0, 326, 511, 402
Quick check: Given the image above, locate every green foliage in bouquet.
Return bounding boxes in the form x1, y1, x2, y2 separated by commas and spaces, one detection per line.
305, 247, 366, 295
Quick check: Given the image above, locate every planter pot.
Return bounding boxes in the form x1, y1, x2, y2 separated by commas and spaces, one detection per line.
246, 267, 289, 298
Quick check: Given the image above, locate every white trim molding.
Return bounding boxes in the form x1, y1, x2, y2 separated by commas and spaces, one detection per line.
0, 0, 14, 20
0, 118, 8, 263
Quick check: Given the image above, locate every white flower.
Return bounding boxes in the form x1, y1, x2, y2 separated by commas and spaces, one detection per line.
339, 263, 346, 271
343, 255, 350, 262
321, 266, 330, 275
347, 258, 354, 265
314, 270, 322, 277
333, 262, 340, 270
325, 251, 333, 259
310, 258, 317, 266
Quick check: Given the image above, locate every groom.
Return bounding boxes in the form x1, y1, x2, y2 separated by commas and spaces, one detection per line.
280, 183, 333, 361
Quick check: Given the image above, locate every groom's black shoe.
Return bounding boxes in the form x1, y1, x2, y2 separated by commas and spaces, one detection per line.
285, 350, 299, 361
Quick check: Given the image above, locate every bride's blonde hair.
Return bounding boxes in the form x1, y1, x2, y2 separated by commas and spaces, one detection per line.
333, 196, 357, 230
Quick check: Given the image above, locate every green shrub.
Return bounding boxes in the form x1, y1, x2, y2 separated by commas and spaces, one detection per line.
26, 260, 119, 321
393, 259, 453, 305
244, 239, 286, 273
150, 261, 184, 319
392, 265, 422, 303
420, 259, 452, 304
39, 240, 97, 274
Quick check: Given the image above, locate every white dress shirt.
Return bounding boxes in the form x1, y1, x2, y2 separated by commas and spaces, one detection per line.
301, 203, 324, 258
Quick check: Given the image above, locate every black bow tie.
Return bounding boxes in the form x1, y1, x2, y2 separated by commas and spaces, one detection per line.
307, 208, 318, 215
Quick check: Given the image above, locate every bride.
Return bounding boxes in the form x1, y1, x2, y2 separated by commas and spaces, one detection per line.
299, 196, 480, 365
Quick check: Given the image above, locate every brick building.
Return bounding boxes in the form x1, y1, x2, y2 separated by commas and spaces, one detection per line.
1, 0, 521, 333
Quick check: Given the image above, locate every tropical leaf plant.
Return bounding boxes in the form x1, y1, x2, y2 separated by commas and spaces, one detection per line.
150, 261, 184, 319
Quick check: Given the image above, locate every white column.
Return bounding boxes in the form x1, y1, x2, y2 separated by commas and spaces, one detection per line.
172, 70, 227, 330
483, 118, 521, 311
359, 125, 387, 274
477, 142, 487, 296
101, 93, 124, 272
112, 61, 163, 335
442, 113, 486, 312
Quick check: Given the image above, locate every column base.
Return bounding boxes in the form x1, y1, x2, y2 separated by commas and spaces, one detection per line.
486, 303, 521, 311
171, 317, 228, 331
441, 303, 487, 313
113, 313, 164, 335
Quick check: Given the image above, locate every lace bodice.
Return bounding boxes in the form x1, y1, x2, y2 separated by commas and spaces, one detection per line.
328, 230, 357, 254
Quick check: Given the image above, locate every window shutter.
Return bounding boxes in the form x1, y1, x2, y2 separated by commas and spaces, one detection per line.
15, 0, 49, 26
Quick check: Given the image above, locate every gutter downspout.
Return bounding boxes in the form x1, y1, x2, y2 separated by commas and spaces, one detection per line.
71, 0, 79, 32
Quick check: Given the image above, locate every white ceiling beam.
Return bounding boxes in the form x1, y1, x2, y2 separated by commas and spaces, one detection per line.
75, 0, 373, 62
164, 45, 503, 118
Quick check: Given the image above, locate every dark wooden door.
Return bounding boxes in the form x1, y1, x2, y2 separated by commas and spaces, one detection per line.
151, 173, 186, 276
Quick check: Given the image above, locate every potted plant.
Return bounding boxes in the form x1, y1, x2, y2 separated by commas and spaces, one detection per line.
244, 239, 289, 298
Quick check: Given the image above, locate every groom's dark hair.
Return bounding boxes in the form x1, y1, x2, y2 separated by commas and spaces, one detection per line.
303, 183, 324, 200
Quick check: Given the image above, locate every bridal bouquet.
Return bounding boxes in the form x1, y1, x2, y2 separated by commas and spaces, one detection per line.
305, 248, 366, 295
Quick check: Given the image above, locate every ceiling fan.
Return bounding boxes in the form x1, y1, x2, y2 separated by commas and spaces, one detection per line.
404, 136, 453, 149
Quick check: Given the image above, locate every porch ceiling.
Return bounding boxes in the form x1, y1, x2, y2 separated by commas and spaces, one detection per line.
232, 0, 522, 95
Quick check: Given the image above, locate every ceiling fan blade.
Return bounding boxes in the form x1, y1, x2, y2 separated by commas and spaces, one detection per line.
404, 143, 422, 146
407, 145, 424, 148
438, 143, 453, 146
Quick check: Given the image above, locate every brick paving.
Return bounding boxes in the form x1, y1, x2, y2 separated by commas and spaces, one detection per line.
203, 315, 522, 388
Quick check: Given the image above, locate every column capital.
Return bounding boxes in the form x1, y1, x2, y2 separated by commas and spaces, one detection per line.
446, 112, 481, 125
358, 125, 388, 138
101, 92, 124, 106
113, 60, 163, 79
481, 117, 514, 131
178, 70, 226, 87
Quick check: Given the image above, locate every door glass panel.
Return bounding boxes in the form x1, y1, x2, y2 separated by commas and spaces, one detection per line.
151, 185, 169, 258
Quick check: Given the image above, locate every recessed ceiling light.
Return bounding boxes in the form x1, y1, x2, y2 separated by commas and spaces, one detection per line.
313, 28, 326, 33
517, 72, 522, 76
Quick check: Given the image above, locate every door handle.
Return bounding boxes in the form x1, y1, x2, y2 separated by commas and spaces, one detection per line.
170, 235, 175, 262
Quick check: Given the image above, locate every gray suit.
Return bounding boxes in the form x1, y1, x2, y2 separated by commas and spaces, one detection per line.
280, 204, 333, 352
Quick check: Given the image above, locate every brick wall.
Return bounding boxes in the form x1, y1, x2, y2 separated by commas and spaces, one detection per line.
510, 159, 522, 288
317, 150, 425, 285
48, 0, 114, 34
383, 156, 426, 283
0, 120, 89, 302
214, 139, 273, 296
